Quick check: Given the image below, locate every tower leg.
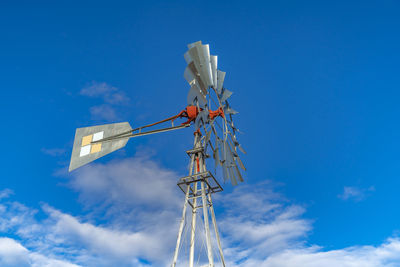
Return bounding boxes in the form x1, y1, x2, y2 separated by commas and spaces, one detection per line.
208, 193, 226, 267
201, 180, 214, 266
172, 134, 200, 267
172, 152, 196, 267
189, 181, 198, 267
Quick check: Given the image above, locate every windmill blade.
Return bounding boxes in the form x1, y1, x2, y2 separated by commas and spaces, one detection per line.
195, 110, 209, 130
238, 144, 247, 154
216, 70, 225, 94
220, 88, 233, 103
217, 138, 225, 163
234, 164, 244, 182
219, 137, 229, 183
198, 44, 214, 87
185, 42, 213, 92
184, 63, 207, 96
224, 101, 238, 115
228, 119, 237, 133
213, 143, 220, 169
69, 122, 132, 171
228, 166, 238, 186
235, 155, 246, 171
210, 55, 218, 88
187, 40, 202, 49
205, 128, 212, 146
221, 161, 229, 182
187, 84, 206, 106
226, 136, 246, 171
228, 131, 240, 147
224, 106, 238, 115
224, 139, 244, 185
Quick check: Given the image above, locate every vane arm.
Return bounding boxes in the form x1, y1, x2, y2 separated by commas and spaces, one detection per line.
92, 124, 190, 144
92, 109, 191, 144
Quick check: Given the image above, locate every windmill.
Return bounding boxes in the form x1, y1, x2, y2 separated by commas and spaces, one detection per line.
69, 41, 246, 267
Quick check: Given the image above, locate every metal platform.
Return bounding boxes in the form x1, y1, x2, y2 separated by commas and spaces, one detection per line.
177, 171, 223, 197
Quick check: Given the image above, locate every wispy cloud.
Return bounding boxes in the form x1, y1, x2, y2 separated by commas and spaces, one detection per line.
338, 186, 375, 202
80, 82, 130, 122
88, 104, 118, 121
80, 82, 129, 105
218, 183, 312, 263
41, 148, 66, 157
0, 189, 13, 200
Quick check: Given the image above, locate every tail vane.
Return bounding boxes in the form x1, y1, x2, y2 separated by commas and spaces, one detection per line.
69, 122, 132, 171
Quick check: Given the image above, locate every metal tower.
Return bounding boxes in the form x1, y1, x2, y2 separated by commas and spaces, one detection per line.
172, 133, 225, 267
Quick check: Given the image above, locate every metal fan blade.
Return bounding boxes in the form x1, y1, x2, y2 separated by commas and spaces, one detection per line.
228, 131, 239, 147
228, 166, 238, 186
186, 43, 213, 92
228, 120, 236, 132
225, 141, 241, 185
184, 65, 196, 85
216, 70, 225, 94
234, 164, 244, 182
224, 106, 238, 115
227, 137, 238, 157
238, 144, 247, 154
218, 138, 226, 163
221, 161, 229, 182
210, 55, 218, 88
213, 147, 220, 169
198, 44, 213, 87
185, 61, 207, 96
205, 128, 212, 146
195, 110, 209, 130
226, 140, 237, 164
187, 40, 202, 49
184, 41, 203, 63
223, 101, 238, 116
235, 155, 246, 171
202, 110, 210, 123
185, 48, 208, 94
195, 116, 202, 130
220, 88, 233, 103
187, 85, 206, 106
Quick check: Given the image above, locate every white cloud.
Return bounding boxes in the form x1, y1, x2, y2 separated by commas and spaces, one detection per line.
238, 238, 400, 267
80, 82, 130, 122
69, 155, 182, 213
0, 237, 29, 266
80, 82, 129, 105
0, 189, 13, 200
338, 186, 375, 202
88, 104, 118, 121
0, 237, 79, 267
41, 148, 66, 157
0, 155, 399, 266
217, 183, 312, 265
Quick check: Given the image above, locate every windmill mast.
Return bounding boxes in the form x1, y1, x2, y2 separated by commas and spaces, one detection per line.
172, 132, 225, 267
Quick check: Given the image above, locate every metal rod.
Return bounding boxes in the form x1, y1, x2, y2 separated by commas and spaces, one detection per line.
208, 193, 226, 267
189, 134, 201, 267
93, 124, 190, 143
189, 181, 198, 267
200, 156, 214, 266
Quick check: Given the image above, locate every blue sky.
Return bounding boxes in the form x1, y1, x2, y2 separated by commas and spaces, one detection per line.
1, 1, 400, 266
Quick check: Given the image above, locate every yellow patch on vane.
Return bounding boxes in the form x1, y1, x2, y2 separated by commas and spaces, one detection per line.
81, 135, 93, 146
91, 143, 102, 153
